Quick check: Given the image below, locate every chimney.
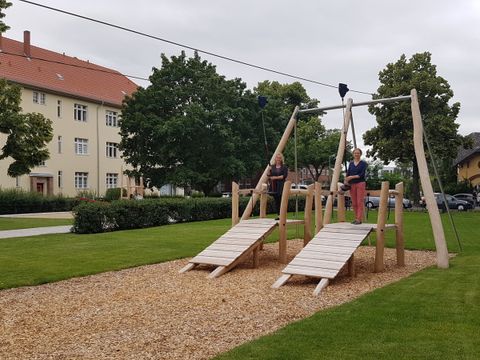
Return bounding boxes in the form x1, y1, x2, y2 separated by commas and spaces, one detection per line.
23, 30, 31, 58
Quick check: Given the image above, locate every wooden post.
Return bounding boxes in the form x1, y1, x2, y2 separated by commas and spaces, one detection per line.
303, 184, 315, 246
259, 183, 268, 218
279, 180, 291, 264
232, 182, 239, 227
252, 246, 260, 268
324, 99, 353, 224
395, 182, 405, 266
337, 194, 346, 222
241, 106, 299, 220
347, 254, 355, 277
374, 181, 389, 272
411, 89, 449, 269
314, 182, 323, 234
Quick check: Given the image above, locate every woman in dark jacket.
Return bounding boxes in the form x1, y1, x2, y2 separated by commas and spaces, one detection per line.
268, 153, 288, 218
345, 148, 367, 224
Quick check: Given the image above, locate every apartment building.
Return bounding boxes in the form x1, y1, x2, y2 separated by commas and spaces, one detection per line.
0, 31, 138, 196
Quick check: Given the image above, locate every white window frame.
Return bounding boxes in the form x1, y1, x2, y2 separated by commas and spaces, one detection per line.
57, 135, 62, 154
74, 138, 88, 155
106, 173, 118, 189
75, 172, 88, 189
106, 142, 118, 158
33, 91, 46, 105
74, 103, 87, 122
105, 110, 119, 127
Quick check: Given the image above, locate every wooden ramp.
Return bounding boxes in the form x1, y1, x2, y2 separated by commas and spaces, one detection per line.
272, 222, 374, 296
179, 218, 279, 279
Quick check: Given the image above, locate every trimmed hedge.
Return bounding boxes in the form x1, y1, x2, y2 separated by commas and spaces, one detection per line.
0, 188, 79, 214
72, 195, 309, 234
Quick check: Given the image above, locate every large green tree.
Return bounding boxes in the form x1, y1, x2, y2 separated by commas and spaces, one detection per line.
364, 52, 463, 202
0, 2, 53, 177
120, 52, 259, 195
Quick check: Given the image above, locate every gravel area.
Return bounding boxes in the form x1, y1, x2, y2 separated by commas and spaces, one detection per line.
0, 241, 437, 360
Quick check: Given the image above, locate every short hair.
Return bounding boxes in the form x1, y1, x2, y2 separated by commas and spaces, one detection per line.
353, 148, 363, 155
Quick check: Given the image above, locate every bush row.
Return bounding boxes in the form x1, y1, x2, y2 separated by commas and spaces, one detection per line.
0, 188, 79, 214
73, 195, 308, 233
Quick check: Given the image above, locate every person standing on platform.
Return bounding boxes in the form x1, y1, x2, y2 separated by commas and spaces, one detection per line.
344, 148, 367, 224
268, 153, 288, 219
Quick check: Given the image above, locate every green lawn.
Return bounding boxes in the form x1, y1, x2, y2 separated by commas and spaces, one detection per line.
0, 217, 72, 230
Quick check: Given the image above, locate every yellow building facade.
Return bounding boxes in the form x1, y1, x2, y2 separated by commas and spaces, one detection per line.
0, 31, 138, 196
455, 133, 480, 187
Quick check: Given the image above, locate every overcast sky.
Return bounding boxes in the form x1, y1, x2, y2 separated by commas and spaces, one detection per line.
5, 0, 480, 151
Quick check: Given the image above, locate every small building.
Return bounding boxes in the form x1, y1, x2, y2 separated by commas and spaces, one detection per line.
0, 31, 138, 196
455, 132, 480, 187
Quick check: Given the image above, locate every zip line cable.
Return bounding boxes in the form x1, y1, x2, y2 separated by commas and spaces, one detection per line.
19, 0, 374, 96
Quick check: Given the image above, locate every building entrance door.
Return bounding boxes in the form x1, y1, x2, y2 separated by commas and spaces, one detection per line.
36, 182, 44, 194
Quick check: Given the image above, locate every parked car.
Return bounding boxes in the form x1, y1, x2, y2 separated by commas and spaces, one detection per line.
433, 193, 472, 211
364, 196, 412, 209
453, 193, 476, 207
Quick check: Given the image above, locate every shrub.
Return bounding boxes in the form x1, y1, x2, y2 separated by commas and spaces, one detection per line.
104, 188, 122, 201
0, 188, 78, 214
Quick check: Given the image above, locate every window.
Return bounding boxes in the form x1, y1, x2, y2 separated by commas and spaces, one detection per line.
15, 176, 20, 187
106, 142, 118, 158
38, 160, 46, 167
106, 110, 119, 127
74, 138, 88, 155
57, 100, 62, 118
106, 173, 118, 189
58, 171, 63, 188
33, 91, 46, 104
57, 135, 62, 154
75, 172, 88, 189
74, 103, 87, 122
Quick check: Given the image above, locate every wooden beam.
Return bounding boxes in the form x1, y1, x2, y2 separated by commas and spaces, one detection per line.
374, 181, 389, 272
178, 263, 196, 274
272, 274, 292, 289
395, 182, 405, 267
411, 89, 449, 269
313, 278, 329, 296
303, 184, 315, 246
314, 182, 323, 234
241, 106, 300, 220
279, 180, 292, 264
260, 183, 268, 218
208, 266, 228, 279
232, 182, 239, 227
324, 99, 353, 224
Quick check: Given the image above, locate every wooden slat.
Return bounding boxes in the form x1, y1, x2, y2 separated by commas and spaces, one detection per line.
319, 227, 371, 235
220, 233, 261, 239
283, 265, 337, 278
190, 256, 231, 266
214, 238, 257, 246
199, 249, 242, 258
206, 244, 255, 252
296, 252, 351, 262
300, 244, 356, 254
314, 238, 364, 246
289, 258, 343, 270
310, 241, 359, 249
317, 232, 368, 240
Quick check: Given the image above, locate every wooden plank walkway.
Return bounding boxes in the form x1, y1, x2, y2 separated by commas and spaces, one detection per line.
272, 222, 376, 296
180, 218, 288, 278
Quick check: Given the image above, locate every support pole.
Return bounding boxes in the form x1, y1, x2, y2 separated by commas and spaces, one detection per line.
259, 183, 268, 218
324, 98, 353, 224
241, 106, 300, 220
411, 89, 449, 269
375, 181, 389, 272
231, 182, 239, 227
303, 184, 315, 246
395, 182, 405, 267
279, 180, 291, 264
314, 182, 323, 234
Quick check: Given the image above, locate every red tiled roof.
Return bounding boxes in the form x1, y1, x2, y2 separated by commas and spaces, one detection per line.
0, 34, 139, 107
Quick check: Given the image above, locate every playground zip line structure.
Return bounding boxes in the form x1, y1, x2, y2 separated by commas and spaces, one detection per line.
181, 89, 451, 296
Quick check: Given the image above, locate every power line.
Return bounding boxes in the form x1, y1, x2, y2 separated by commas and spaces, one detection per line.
0, 50, 150, 81
18, 0, 375, 96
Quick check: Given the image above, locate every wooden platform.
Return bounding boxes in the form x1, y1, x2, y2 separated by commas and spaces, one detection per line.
180, 218, 293, 278
272, 222, 377, 295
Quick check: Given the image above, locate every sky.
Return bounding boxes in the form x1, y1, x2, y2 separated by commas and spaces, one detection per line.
4, 0, 480, 152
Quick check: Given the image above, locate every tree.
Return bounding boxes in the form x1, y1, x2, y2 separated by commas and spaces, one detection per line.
254, 80, 319, 165
364, 52, 464, 202
0, 1, 53, 177
284, 117, 344, 182
120, 52, 259, 195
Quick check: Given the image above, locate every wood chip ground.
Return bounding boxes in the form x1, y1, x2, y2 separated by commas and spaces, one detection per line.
0, 241, 437, 360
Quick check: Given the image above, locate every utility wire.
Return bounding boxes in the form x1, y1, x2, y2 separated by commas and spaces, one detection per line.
19, 0, 375, 96
0, 50, 149, 81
